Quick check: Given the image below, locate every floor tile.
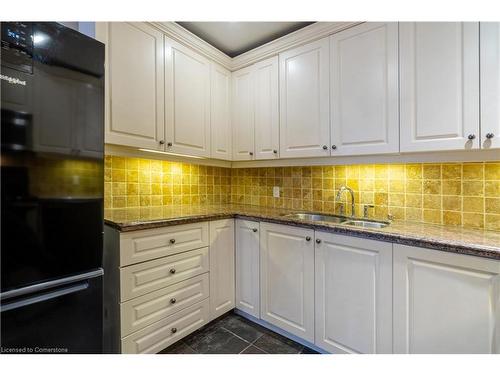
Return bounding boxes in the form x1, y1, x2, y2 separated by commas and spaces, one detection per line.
158, 341, 196, 354
240, 345, 266, 354
252, 331, 303, 354
300, 346, 319, 354
183, 326, 249, 354
217, 314, 267, 343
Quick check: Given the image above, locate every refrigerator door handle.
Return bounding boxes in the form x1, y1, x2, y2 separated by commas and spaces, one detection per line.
0, 281, 89, 313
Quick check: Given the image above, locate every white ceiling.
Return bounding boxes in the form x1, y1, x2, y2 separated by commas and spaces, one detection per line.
177, 22, 315, 57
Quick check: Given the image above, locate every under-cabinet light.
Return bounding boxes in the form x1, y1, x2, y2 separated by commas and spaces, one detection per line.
138, 148, 205, 159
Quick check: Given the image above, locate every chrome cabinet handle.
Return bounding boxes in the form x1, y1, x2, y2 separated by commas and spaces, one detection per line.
468, 134, 476, 140
249, 152, 253, 156
322, 145, 328, 150
486, 133, 494, 139
169, 239, 176, 244
169, 268, 176, 274
171, 327, 177, 334
170, 298, 176, 304
273, 150, 278, 154
167, 142, 172, 147
159, 140, 165, 145
252, 228, 258, 232
331, 145, 337, 150
316, 239, 322, 244
305, 236, 311, 241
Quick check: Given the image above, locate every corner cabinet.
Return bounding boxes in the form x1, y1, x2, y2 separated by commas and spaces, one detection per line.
96, 22, 165, 150
235, 219, 261, 318
330, 22, 399, 156
399, 22, 480, 152
260, 222, 315, 342
393, 244, 500, 354
210, 63, 232, 160
165, 37, 211, 157
315, 232, 393, 353
480, 22, 500, 150
232, 56, 279, 160
279, 37, 330, 158
209, 219, 235, 320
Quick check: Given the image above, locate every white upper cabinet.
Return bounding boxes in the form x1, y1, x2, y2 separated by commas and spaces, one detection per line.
394, 244, 500, 354
254, 56, 280, 159
480, 22, 500, 150
279, 37, 330, 158
98, 22, 165, 150
400, 22, 480, 152
210, 63, 232, 160
315, 233, 393, 354
260, 222, 315, 342
330, 22, 399, 156
165, 37, 211, 157
235, 219, 261, 318
232, 65, 255, 160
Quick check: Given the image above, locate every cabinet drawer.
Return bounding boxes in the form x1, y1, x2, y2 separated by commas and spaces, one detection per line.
120, 222, 209, 266
120, 273, 209, 337
120, 247, 209, 301
121, 299, 209, 354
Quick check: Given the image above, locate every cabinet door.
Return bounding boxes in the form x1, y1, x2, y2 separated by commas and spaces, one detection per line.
260, 222, 315, 341
480, 22, 500, 150
330, 22, 399, 156
235, 219, 260, 318
232, 66, 255, 160
209, 219, 235, 320
165, 38, 211, 157
394, 244, 500, 354
279, 37, 330, 158
97, 22, 165, 150
210, 63, 232, 160
400, 22, 480, 152
315, 233, 393, 353
254, 56, 279, 159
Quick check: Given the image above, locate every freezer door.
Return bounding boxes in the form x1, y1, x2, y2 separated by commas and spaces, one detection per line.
0, 272, 103, 353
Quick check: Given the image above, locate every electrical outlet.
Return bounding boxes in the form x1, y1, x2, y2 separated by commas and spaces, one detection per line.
273, 186, 280, 198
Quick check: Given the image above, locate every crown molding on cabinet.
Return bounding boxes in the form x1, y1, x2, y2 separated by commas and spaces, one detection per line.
231, 21, 362, 70
152, 22, 233, 70
151, 21, 362, 71
230, 149, 500, 168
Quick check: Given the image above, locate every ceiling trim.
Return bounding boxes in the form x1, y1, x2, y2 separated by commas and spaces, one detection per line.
231, 21, 362, 70
151, 21, 362, 71
152, 22, 233, 69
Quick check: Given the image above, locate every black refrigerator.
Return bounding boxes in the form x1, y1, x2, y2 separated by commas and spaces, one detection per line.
1, 22, 104, 353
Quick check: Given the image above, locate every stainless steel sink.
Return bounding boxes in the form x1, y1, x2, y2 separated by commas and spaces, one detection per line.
283, 213, 348, 224
343, 220, 390, 229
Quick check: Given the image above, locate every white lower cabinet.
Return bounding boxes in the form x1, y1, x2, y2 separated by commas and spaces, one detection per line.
121, 300, 210, 354
393, 244, 500, 354
209, 219, 235, 320
260, 222, 315, 342
235, 219, 261, 318
315, 233, 393, 353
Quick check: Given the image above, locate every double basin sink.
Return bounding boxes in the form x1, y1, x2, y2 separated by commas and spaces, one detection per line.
283, 212, 390, 229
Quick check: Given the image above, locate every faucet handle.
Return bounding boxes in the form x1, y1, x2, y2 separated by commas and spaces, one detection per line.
363, 204, 375, 218
338, 203, 345, 216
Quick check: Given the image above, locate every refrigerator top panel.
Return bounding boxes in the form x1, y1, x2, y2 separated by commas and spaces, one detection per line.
1, 22, 105, 293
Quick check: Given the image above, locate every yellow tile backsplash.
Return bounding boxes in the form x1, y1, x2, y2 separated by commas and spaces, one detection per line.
104, 155, 231, 210
104, 156, 500, 231
230, 162, 500, 231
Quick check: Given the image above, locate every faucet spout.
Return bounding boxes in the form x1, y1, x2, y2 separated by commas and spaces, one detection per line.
336, 185, 355, 217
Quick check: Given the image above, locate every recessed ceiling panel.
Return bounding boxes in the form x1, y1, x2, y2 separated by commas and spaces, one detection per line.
177, 22, 315, 57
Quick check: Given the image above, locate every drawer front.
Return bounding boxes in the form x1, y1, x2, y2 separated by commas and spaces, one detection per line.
121, 299, 210, 354
120, 273, 209, 337
120, 247, 209, 301
120, 222, 209, 266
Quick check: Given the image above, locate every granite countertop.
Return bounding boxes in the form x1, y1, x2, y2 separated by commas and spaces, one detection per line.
104, 204, 500, 260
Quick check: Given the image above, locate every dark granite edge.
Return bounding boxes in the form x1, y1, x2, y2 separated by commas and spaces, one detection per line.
105, 212, 500, 260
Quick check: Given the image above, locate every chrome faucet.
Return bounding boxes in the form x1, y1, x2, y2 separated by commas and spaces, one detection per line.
336, 185, 355, 217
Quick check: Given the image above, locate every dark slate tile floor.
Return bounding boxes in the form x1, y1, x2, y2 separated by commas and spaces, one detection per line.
158, 311, 319, 354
